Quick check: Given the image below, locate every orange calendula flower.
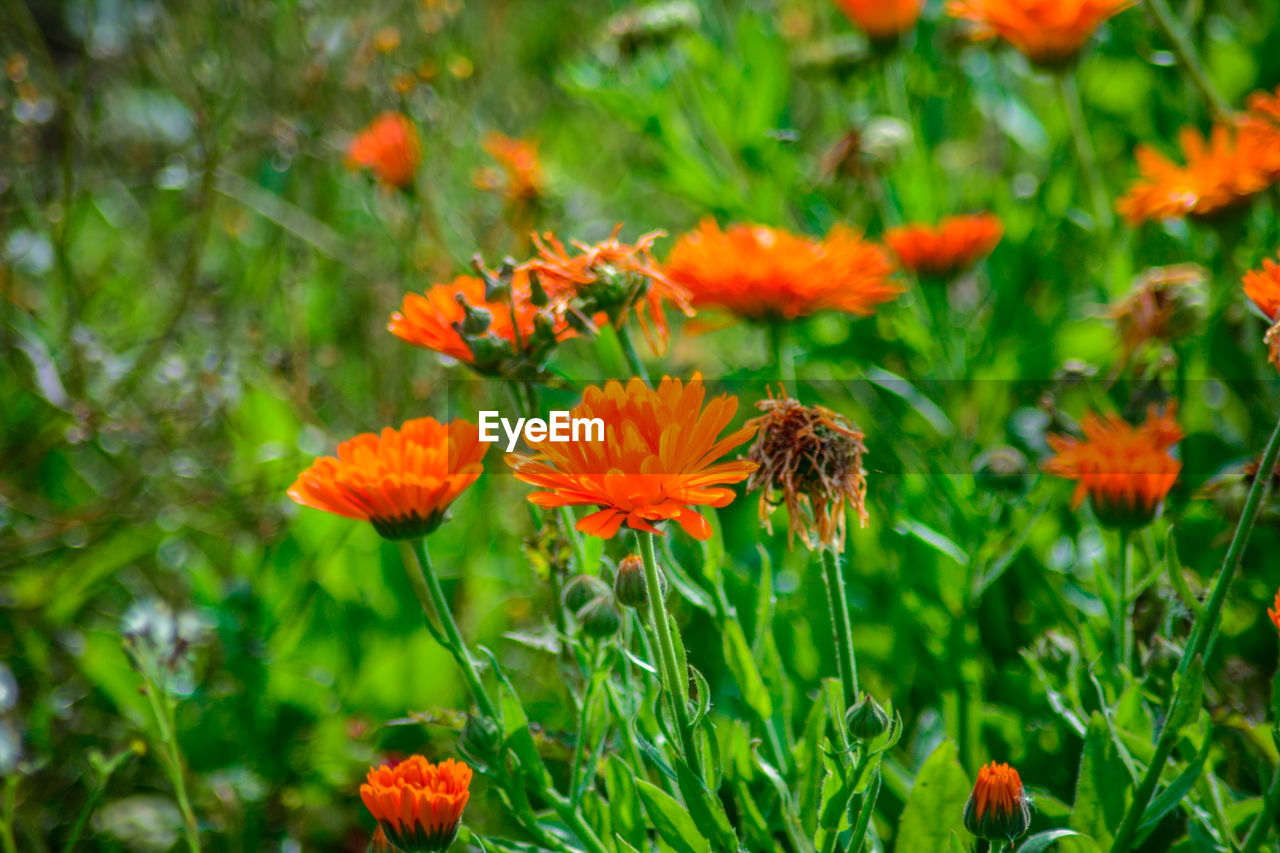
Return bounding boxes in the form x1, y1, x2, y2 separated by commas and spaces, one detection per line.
1244, 255, 1280, 321
884, 214, 1003, 278
475, 132, 545, 203
389, 273, 573, 374
347, 112, 422, 189
289, 418, 486, 540
1044, 405, 1183, 529
963, 762, 1032, 843
506, 376, 757, 540
1269, 589, 1280, 638
665, 220, 901, 321
834, 0, 923, 41
521, 227, 693, 350
360, 756, 472, 853
1117, 125, 1280, 225
945, 0, 1133, 67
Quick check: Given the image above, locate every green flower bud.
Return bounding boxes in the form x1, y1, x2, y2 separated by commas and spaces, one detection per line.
844, 693, 890, 742
613, 554, 666, 609
973, 446, 1030, 496
576, 595, 621, 639
562, 575, 610, 613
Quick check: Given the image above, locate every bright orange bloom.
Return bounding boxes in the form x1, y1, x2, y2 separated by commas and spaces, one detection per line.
664, 220, 901, 321
1269, 589, 1280, 638
834, 0, 923, 40
884, 214, 1003, 278
521, 227, 693, 350
1044, 405, 1182, 529
1243, 255, 1280, 321
288, 418, 486, 540
347, 112, 422, 189
1117, 125, 1280, 225
506, 376, 757, 540
475, 132, 545, 203
945, 0, 1134, 66
360, 756, 472, 853
389, 273, 574, 368
963, 762, 1032, 843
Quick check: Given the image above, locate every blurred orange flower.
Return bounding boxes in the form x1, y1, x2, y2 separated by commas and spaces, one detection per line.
834, 0, 923, 41
475, 132, 545, 203
347, 112, 421, 189
389, 273, 574, 367
1244, 255, 1280, 321
885, 214, 1003, 278
521, 227, 693, 350
665, 220, 901, 321
360, 756, 471, 853
1269, 589, 1280, 637
506, 376, 757, 540
1118, 125, 1280, 224
288, 418, 485, 540
1044, 405, 1183, 529
945, 0, 1133, 66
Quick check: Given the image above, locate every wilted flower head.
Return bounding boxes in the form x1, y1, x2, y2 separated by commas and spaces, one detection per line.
474, 132, 545, 204
745, 390, 869, 549
945, 0, 1133, 67
665, 220, 901, 321
885, 214, 1003, 279
122, 599, 210, 684
521, 227, 693, 351
288, 418, 486, 540
347, 112, 422, 189
389, 267, 575, 378
600, 0, 700, 57
360, 756, 471, 852
834, 0, 923, 43
1044, 405, 1183, 529
1118, 125, 1280, 225
820, 119, 913, 179
963, 762, 1032, 843
507, 376, 757, 540
1110, 264, 1207, 358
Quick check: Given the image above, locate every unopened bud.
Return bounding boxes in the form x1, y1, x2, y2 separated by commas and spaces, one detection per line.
963, 762, 1032, 844
845, 693, 890, 742
562, 574, 610, 613
614, 554, 666, 609
973, 446, 1030, 495
576, 595, 621, 638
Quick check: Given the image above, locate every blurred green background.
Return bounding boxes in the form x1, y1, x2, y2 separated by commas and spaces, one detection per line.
4, 0, 1280, 849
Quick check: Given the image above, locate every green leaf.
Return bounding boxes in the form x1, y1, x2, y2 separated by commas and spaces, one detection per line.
671, 754, 738, 853
949, 830, 971, 853
1017, 829, 1089, 853
1068, 713, 1132, 850
1136, 731, 1212, 841
895, 740, 972, 852
636, 778, 712, 853
721, 619, 773, 721
605, 754, 645, 850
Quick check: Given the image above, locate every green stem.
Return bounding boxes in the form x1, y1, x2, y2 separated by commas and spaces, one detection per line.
0, 776, 17, 853
615, 323, 650, 385
1110, 415, 1280, 852
768, 321, 798, 396
638, 531, 703, 780
1145, 0, 1232, 118
820, 545, 859, 710
398, 538, 500, 721
138, 671, 199, 853
1240, 760, 1280, 852
1057, 72, 1114, 232
1116, 528, 1133, 671
544, 789, 611, 853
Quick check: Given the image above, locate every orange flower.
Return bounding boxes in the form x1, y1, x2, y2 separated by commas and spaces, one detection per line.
963, 762, 1032, 843
360, 756, 472, 853
288, 418, 486, 540
1044, 405, 1183, 529
506, 376, 757, 540
347, 112, 422, 189
1243, 255, 1280, 321
1117, 125, 1280, 225
521, 227, 693, 350
884, 214, 1003, 278
389, 273, 574, 371
664, 220, 901, 321
1269, 589, 1280, 638
834, 0, 923, 41
945, 0, 1134, 66
475, 132, 545, 203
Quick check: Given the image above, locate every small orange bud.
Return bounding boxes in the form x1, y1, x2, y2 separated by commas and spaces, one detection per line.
963, 761, 1032, 844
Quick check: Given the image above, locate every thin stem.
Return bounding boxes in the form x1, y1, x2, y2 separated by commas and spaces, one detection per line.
1116, 528, 1133, 671
820, 545, 859, 710
1240, 759, 1280, 852
638, 531, 703, 780
1145, 0, 1232, 118
398, 538, 499, 720
543, 789, 611, 853
615, 324, 650, 385
0, 776, 17, 853
768, 321, 798, 396
1110, 415, 1280, 852
1057, 72, 1114, 232
138, 671, 199, 853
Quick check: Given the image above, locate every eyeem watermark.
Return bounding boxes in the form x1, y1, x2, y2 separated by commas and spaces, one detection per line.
478, 411, 605, 452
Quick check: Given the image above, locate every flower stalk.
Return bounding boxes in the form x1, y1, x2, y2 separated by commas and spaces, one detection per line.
1057, 71, 1113, 231
821, 544, 860, 711
1115, 528, 1133, 670
1144, 0, 1231, 118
